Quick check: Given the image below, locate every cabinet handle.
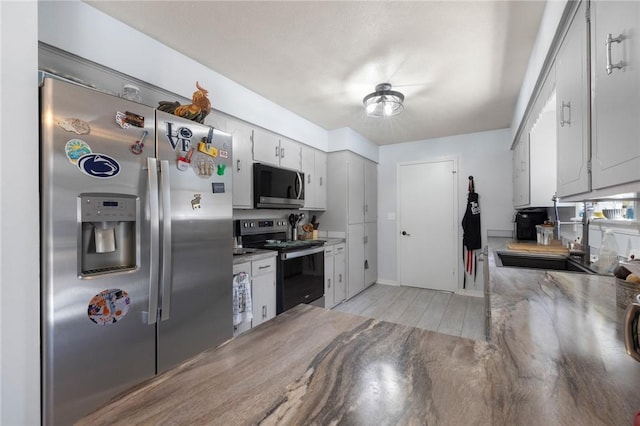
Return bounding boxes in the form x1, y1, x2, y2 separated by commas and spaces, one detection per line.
281, 147, 285, 158
275, 146, 279, 157
560, 101, 571, 127
606, 33, 624, 75
319, 177, 323, 186
308, 174, 311, 184
339, 274, 342, 283
328, 278, 331, 288
262, 305, 267, 319
258, 265, 270, 270
365, 204, 368, 213
236, 159, 241, 172
364, 236, 368, 244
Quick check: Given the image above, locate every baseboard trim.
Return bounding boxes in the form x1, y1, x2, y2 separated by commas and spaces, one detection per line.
455, 288, 484, 298
376, 279, 399, 286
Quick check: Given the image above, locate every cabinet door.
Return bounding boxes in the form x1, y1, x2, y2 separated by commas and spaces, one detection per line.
301, 146, 316, 209
348, 156, 365, 224
252, 128, 280, 167
324, 248, 335, 308
227, 120, 253, 208
592, 1, 640, 189
364, 160, 377, 222
279, 138, 301, 171
556, 1, 590, 197
513, 137, 530, 207
347, 224, 365, 298
333, 245, 346, 305
251, 272, 275, 327
364, 222, 377, 287
315, 151, 327, 210
251, 257, 276, 326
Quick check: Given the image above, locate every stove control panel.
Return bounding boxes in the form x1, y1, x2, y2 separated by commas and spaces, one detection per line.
236, 218, 288, 235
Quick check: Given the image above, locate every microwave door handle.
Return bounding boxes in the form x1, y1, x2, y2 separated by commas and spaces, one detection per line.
295, 173, 302, 199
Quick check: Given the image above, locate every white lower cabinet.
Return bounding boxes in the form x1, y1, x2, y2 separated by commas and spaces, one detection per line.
251, 257, 276, 328
232, 256, 276, 336
333, 244, 346, 306
324, 246, 335, 308
324, 243, 346, 309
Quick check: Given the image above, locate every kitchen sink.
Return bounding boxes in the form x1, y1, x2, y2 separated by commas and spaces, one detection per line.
495, 251, 594, 274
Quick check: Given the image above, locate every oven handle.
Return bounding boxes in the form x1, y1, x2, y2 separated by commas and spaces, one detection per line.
280, 246, 325, 260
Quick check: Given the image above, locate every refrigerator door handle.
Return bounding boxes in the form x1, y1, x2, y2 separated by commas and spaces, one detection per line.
147, 157, 160, 325
159, 159, 173, 321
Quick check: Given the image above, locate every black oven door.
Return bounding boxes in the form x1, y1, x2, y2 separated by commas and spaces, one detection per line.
278, 247, 324, 314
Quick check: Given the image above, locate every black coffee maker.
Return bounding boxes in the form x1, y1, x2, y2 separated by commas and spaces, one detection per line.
514, 209, 547, 241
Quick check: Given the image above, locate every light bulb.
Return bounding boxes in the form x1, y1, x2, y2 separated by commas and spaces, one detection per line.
383, 102, 393, 117
366, 102, 377, 114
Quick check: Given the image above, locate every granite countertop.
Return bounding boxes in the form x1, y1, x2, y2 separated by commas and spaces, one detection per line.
232, 248, 277, 264
79, 239, 640, 425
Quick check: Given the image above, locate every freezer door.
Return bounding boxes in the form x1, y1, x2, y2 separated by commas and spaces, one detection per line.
155, 111, 233, 372
40, 78, 157, 425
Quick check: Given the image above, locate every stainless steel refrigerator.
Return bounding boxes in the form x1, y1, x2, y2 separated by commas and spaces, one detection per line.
40, 76, 233, 425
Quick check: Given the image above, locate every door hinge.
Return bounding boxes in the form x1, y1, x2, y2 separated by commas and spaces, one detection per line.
587, 160, 592, 172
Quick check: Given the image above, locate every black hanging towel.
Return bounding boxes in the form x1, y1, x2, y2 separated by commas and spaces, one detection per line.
461, 176, 481, 288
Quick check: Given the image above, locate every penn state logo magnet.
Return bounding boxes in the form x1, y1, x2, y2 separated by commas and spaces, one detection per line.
77, 153, 121, 178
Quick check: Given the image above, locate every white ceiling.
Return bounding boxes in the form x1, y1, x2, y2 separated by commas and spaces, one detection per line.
85, 1, 545, 145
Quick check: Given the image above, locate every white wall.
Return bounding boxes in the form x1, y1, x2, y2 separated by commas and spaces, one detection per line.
0, 1, 40, 424
377, 129, 513, 290
510, 0, 568, 141
327, 127, 379, 163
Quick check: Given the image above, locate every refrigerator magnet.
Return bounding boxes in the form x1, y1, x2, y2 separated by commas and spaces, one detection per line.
65, 139, 92, 164
87, 289, 130, 325
219, 150, 229, 159
124, 111, 144, 128
194, 155, 214, 177
115, 111, 130, 129
191, 194, 202, 209
130, 130, 149, 155
58, 118, 91, 135
77, 153, 121, 178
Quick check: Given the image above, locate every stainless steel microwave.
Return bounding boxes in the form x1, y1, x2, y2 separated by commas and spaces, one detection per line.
253, 163, 304, 209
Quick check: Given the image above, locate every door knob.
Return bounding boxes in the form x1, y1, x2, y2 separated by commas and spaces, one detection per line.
402, 231, 410, 236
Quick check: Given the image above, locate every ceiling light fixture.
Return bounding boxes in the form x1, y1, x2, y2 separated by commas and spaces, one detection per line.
363, 83, 405, 118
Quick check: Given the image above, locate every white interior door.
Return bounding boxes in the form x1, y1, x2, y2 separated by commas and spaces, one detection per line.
398, 160, 457, 291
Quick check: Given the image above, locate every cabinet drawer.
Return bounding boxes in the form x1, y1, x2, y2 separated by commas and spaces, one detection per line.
252, 257, 276, 276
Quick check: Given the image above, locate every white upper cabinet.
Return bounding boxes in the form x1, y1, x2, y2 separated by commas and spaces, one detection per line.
226, 119, 253, 209
591, 0, 640, 190
348, 155, 365, 224
556, 1, 590, 197
252, 128, 281, 167
253, 129, 301, 171
301, 146, 327, 210
513, 135, 530, 208
364, 160, 377, 222
278, 137, 302, 171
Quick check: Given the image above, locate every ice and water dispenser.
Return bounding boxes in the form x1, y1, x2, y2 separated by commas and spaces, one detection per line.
79, 194, 137, 276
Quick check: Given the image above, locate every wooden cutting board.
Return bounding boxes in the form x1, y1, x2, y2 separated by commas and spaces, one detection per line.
507, 241, 569, 255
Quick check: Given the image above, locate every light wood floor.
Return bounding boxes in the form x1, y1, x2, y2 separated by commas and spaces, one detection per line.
332, 283, 486, 341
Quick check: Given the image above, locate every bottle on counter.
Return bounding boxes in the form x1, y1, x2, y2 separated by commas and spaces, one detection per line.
597, 229, 619, 273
